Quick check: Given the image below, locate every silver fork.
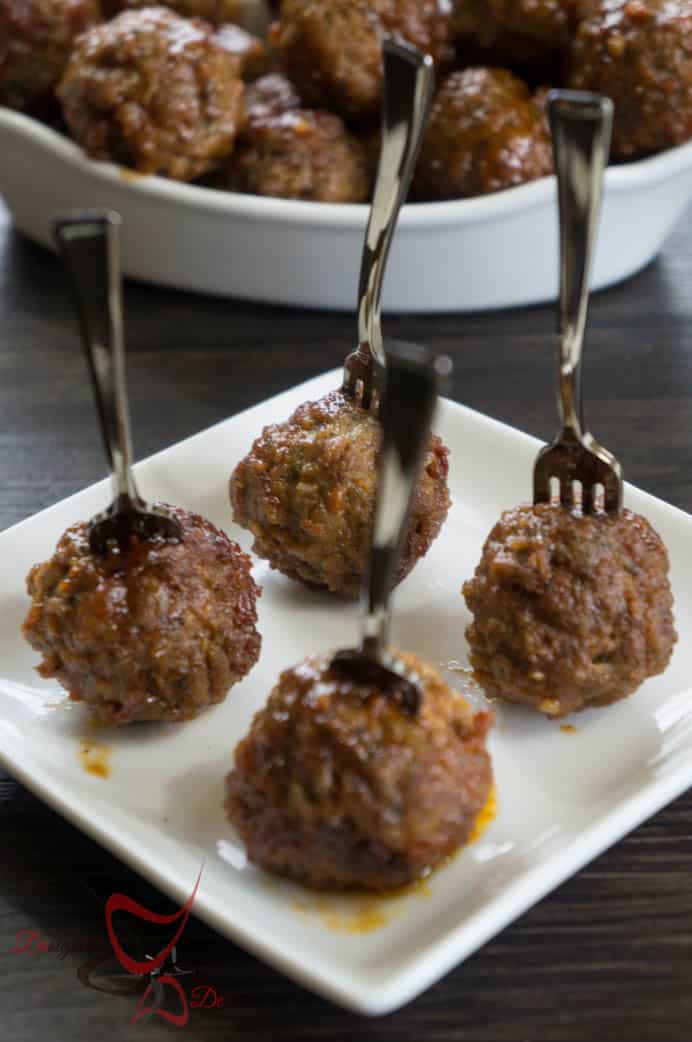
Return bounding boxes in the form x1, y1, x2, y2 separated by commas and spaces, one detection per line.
54, 211, 182, 554
533, 90, 623, 516
342, 36, 434, 412
331, 341, 451, 715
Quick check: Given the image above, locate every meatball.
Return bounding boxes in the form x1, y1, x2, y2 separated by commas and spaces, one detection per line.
227, 109, 371, 202
413, 68, 553, 199
243, 73, 302, 123
453, 0, 580, 49
215, 23, 267, 80
57, 7, 245, 180
568, 0, 692, 160
22, 506, 261, 725
104, 0, 245, 23
226, 652, 494, 890
270, 0, 454, 120
0, 0, 101, 111
230, 390, 451, 597
376, 0, 455, 67
462, 504, 677, 718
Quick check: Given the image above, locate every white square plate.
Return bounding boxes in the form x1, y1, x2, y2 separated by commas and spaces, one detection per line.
1, 369, 691, 1016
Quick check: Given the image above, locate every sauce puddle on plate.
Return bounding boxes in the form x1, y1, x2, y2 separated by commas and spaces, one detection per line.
560, 724, 578, 735
79, 739, 112, 778
292, 786, 497, 934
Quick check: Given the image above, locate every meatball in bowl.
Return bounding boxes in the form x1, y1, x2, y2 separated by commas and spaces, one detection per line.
414, 67, 553, 200
57, 6, 245, 180
0, 0, 101, 112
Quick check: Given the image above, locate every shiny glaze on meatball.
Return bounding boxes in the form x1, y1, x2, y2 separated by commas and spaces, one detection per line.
453, 0, 581, 49
0, 0, 101, 111
414, 67, 553, 199
104, 0, 245, 23
568, 0, 692, 160
226, 651, 494, 890
57, 6, 245, 180
23, 505, 261, 724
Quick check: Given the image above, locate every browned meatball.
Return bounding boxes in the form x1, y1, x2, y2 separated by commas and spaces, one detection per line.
414, 68, 553, 199
22, 506, 261, 725
57, 7, 245, 180
463, 504, 677, 718
243, 73, 302, 123
230, 391, 451, 597
376, 0, 455, 66
568, 0, 692, 160
215, 23, 267, 79
104, 0, 245, 22
270, 0, 454, 120
226, 652, 494, 890
453, 0, 581, 49
227, 109, 370, 202
0, 0, 101, 111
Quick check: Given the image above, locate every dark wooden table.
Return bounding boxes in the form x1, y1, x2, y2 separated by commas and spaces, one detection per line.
1, 198, 692, 1042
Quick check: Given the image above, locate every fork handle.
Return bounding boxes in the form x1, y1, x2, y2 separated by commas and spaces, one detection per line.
549, 90, 613, 441
355, 38, 434, 372
362, 342, 449, 653
54, 211, 140, 507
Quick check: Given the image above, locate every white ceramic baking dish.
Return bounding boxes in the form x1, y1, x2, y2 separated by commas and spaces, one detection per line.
1, 106, 691, 312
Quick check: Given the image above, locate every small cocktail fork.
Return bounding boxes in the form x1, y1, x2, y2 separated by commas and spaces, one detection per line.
54, 211, 182, 554
533, 90, 623, 516
342, 36, 434, 413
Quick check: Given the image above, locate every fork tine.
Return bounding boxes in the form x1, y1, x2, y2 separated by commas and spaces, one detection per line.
532, 92, 622, 517
532, 454, 552, 506
603, 473, 623, 515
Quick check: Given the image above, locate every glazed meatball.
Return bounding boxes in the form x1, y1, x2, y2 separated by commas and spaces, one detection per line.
230, 390, 451, 597
227, 109, 371, 202
57, 7, 245, 180
568, 0, 692, 160
453, 0, 580, 49
226, 652, 494, 890
463, 504, 677, 718
215, 23, 267, 79
376, 0, 455, 66
0, 0, 101, 111
104, 0, 245, 23
22, 506, 261, 725
270, 0, 454, 120
414, 68, 553, 199
243, 73, 302, 123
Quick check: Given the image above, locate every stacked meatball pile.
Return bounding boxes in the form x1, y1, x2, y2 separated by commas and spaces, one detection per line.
2, 0, 690, 200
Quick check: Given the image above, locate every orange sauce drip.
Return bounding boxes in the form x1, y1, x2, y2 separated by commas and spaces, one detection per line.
315, 898, 389, 935
468, 784, 497, 844
79, 740, 112, 778
292, 787, 497, 934
119, 166, 144, 182
560, 724, 578, 734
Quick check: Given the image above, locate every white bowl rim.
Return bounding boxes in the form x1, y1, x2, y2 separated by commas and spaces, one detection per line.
3, 104, 692, 230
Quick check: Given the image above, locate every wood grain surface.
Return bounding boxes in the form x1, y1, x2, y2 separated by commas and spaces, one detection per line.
1, 201, 691, 1041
